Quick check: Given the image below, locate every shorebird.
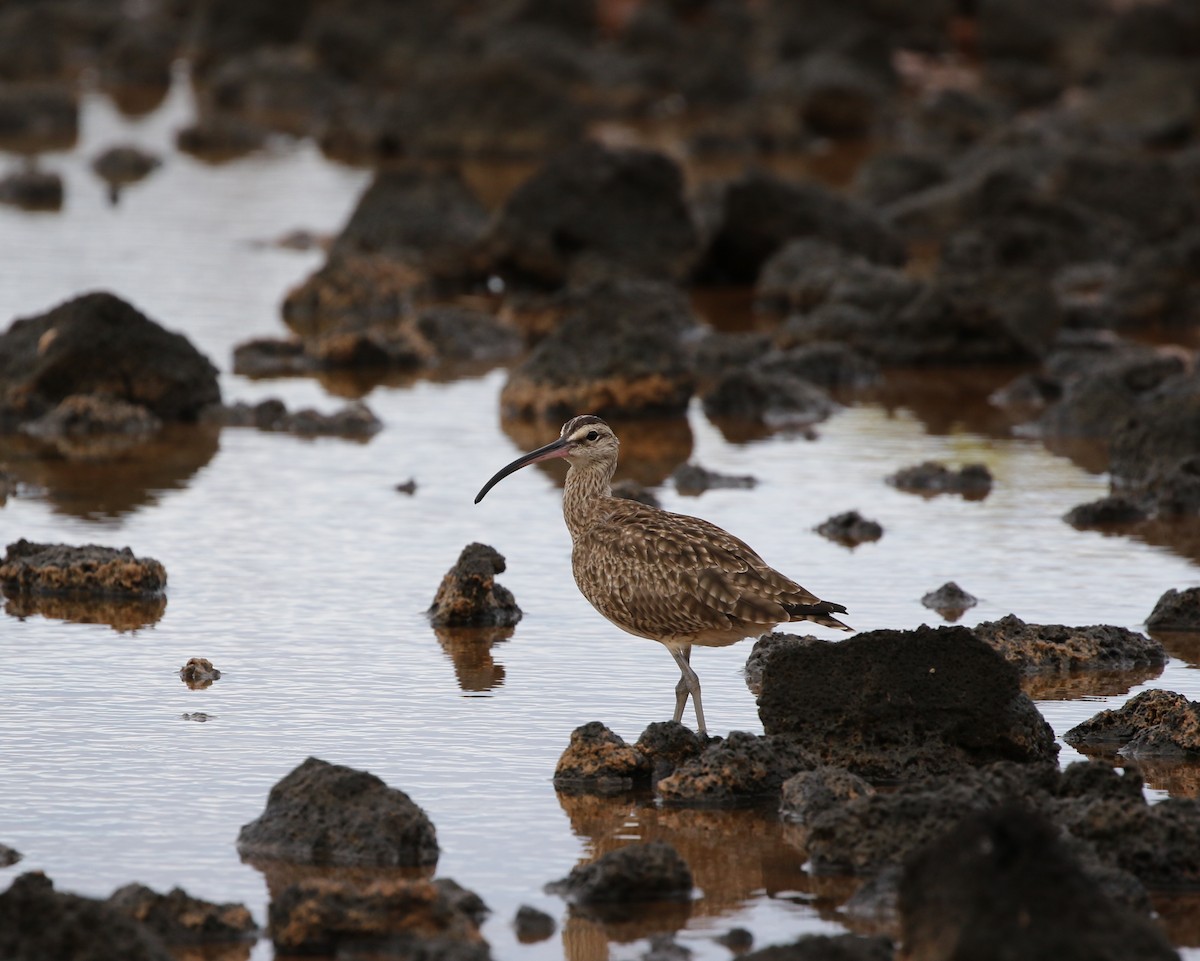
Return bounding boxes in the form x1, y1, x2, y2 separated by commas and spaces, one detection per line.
474, 415, 851, 735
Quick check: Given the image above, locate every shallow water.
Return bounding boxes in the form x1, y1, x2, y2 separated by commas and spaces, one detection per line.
3, 76, 1200, 960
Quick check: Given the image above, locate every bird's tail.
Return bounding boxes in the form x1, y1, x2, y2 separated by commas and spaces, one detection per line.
784, 599, 852, 632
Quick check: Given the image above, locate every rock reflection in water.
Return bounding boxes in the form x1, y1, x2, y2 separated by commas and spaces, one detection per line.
500, 416, 693, 489
241, 859, 435, 905
554, 790, 851, 957
1021, 663, 1165, 701
433, 625, 512, 692
170, 945, 252, 961
2, 587, 166, 631
0, 424, 219, 519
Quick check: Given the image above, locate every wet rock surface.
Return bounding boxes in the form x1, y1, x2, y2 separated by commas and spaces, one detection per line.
205, 397, 382, 437
0, 291, 220, 428
741, 933, 894, 961
106, 882, 257, 943
973, 614, 1165, 674
236, 756, 439, 868
0, 167, 63, 210
499, 278, 698, 420
1148, 588, 1200, 631
428, 543, 522, 629
815, 511, 883, 547
671, 462, 757, 496
553, 721, 651, 793
513, 904, 555, 943
547, 841, 693, 905
756, 625, 1058, 780
179, 656, 220, 688
1065, 689, 1200, 759
0, 873, 169, 960
268, 875, 490, 958
1, 539, 166, 597
655, 731, 817, 805
921, 582, 977, 620
885, 460, 993, 499
0, 845, 21, 868
899, 804, 1179, 961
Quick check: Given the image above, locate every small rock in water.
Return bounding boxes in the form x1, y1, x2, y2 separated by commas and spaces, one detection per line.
513, 904, 556, 943
395, 478, 418, 495
179, 657, 221, 688
1146, 588, 1200, 632
0, 539, 167, 598
921, 582, 978, 621
428, 543, 522, 628
815, 510, 883, 546
886, 461, 992, 499
671, 462, 757, 496
715, 927, 753, 953
0, 844, 22, 867
546, 841, 693, 905
181, 712, 213, 722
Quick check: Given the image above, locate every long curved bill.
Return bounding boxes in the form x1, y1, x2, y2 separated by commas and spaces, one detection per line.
474, 437, 571, 504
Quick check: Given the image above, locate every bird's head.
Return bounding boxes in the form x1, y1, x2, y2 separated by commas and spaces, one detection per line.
474, 414, 618, 503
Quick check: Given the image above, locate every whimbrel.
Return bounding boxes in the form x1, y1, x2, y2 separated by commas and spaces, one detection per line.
475, 415, 851, 735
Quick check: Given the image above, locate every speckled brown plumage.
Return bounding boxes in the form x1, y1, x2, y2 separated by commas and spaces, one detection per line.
476, 414, 850, 734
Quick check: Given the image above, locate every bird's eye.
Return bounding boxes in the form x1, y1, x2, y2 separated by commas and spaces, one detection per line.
586, 430, 599, 441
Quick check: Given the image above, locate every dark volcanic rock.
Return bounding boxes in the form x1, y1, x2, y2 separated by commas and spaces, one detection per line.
91, 145, 160, 188
268, 876, 489, 958
1147, 588, 1200, 631
428, 543, 522, 628
779, 766, 874, 826
634, 721, 707, 784
1064, 495, 1149, 528
236, 756, 439, 868
0, 844, 20, 867
753, 344, 882, 392
547, 841, 692, 904
700, 171, 905, 284
554, 721, 651, 792
973, 615, 1165, 675
499, 278, 698, 420
414, 306, 523, 365
0, 84, 78, 151
513, 904, 555, 943
1109, 387, 1200, 516
21, 394, 161, 443
210, 398, 382, 437
756, 238, 919, 318
740, 933, 894, 961
886, 461, 992, 499
0, 167, 62, 210
0, 872, 172, 961
175, 113, 268, 160
330, 167, 489, 280
920, 582, 977, 620
0, 291, 220, 427
898, 804, 1178, 961
815, 511, 882, 547
701, 367, 835, 429
1, 540, 166, 597
1065, 689, 1200, 759
486, 141, 699, 285
757, 625, 1058, 780
178, 657, 220, 688
655, 731, 817, 805
107, 883, 256, 943
671, 463, 757, 496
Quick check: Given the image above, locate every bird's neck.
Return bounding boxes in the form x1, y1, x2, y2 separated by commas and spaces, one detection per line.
562, 460, 615, 542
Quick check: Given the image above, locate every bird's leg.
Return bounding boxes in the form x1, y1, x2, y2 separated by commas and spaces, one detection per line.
672, 645, 691, 723
669, 644, 706, 736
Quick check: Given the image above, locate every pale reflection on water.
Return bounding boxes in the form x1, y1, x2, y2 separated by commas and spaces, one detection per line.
3, 80, 1200, 961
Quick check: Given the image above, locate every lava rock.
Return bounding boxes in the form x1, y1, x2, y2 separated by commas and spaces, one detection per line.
0, 291, 220, 427
513, 904, 556, 943
428, 543, 522, 628
20, 395, 162, 456
499, 277, 698, 420
0, 872, 172, 961
179, 657, 221, 688
0, 84, 78, 151
486, 141, 699, 285
414, 306, 523, 365
740, 933, 894, 961
699, 170, 905, 284
329, 167, 489, 281
899, 803, 1178, 961
1065, 689, 1200, 759
0, 167, 63, 210
753, 344, 882, 392
652, 730, 817, 805
268, 876, 489, 958
757, 625, 1058, 780
236, 756, 439, 868
973, 614, 1165, 675
106, 883, 256, 944
634, 721, 707, 784
671, 463, 757, 496
0, 540, 166, 598
547, 841, 692, 904
1064, 495, 1149, 528
815, 511, 883, 547
1147, 588, 1200, 631
886, 461, 993, 499
921, 582, 978, 619
554, 721, 651, 793
701, 367, 836, 429
779, 767, 875, 826
91, 144, 161, 188
756, 238, 920, 318
1110, 387, 1200, 516
0, 845, 21, 868
208, 398, 382, 437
